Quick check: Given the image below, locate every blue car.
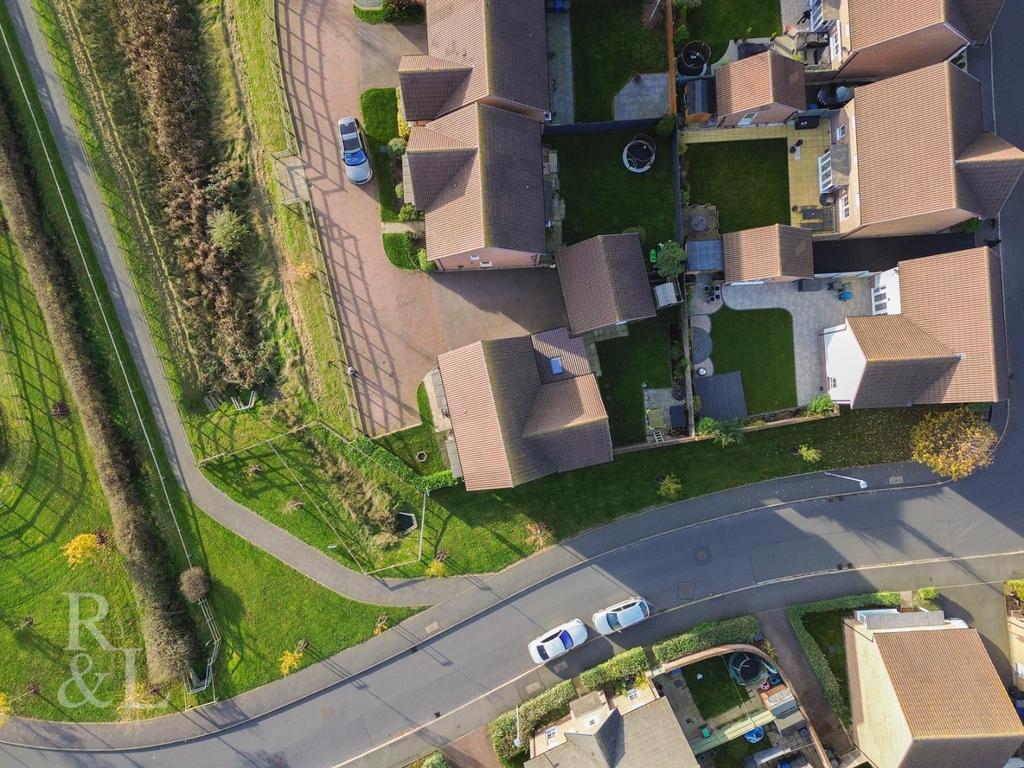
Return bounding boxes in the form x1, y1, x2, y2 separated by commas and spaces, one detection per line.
338, 117, 372, 185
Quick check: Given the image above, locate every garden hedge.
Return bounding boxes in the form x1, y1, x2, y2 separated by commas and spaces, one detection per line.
579, 647, 649, 692
350, 434, 457, 493
489, 680, 577, 760
652, 615, 761, 665
785, 591, 900, 725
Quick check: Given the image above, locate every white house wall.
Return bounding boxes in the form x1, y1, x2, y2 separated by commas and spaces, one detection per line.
823, 322, 867, 404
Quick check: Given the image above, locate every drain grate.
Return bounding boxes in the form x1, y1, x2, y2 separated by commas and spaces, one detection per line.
678, 582, 695, 601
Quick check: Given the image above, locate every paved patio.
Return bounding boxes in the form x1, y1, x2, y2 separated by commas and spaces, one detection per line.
614, 72, 670, 120
723, 278, 872, 405
546, 12, 575, 124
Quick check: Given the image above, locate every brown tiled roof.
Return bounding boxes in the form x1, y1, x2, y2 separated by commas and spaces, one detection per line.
846, 0, 1002, 48
438, 330, 611, 491
853, 62, 1024, 227
722, 225, 814, 282
555, 234, 656, 335
531, 327, 591, 383
848, 315, 958, 408
875, 628, 1024, 740
714, 51, 805, 117
408, 103, 545, 261
956, 132, 1024, 218
398, 0, 548, 121
900, 247, 1007, 403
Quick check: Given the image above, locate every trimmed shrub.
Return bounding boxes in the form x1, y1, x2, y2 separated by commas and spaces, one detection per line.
786, 592, 900, 724
416, 248, 436, 272
179, 566, 210, 603
652, 615, 761, 664
579, 647, 649, 692
387, 136, 407, 157
489, 681, 577, 760
422, 753, 453, 768
1006, 580, 1024, 603
394, 182, 404, 201
805, 393, 835, 416
654, 114, 677, 139
349, 434, 459, 493
397, 202, 422, 222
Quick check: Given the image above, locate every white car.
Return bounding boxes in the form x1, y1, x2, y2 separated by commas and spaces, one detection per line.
528, 619, 588, 664
592, 597, 650, 635
338, 116, 372, 185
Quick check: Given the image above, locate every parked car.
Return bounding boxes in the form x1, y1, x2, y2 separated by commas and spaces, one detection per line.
337, 117, 372, 185
528, 619, 588, 664
592, 597, 650, 635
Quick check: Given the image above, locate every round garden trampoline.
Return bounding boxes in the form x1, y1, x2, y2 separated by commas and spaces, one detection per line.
728, 651, 767, 687
622, 135, 656, 173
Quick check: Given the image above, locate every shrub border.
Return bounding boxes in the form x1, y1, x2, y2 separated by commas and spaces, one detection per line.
651, 615, 761, 665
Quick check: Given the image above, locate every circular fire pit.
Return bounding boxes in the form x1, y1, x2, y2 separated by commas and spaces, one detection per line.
622, 135, 656, 173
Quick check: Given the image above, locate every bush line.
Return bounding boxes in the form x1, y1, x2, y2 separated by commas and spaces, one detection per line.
785, 591, 900, 725
488, 680, 576, 761
579, 647, 649, 692
0, 90, 197, 683
652, 615, 761, 665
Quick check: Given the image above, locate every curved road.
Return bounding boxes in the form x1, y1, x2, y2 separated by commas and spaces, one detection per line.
1, 2, 1023, 768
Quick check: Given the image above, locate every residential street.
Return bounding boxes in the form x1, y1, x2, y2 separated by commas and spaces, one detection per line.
1, 3, 1023, 768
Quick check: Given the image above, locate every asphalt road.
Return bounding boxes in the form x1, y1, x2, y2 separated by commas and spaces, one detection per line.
1, 4, 1023, 768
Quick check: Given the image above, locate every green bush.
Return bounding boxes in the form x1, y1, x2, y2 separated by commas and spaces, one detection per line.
655, 240, 686, 279
354, 0, 425, 24
489, 680, 577, 759
398, 202, 423, 222
387, 136, 407, 157
805, 393, 835, 416
652, 615, 761, 664
350, 434, 458, 493
395, 182, 404, 201
383, 232, 417, 269
579, 647, 650, 692
786, 592, 900, 724
422, 753, 453, 768
673, 23, 689, 52
658, 473, 683, 499
1007, 580, 1024, 602
621, 225, 647, 243
696, 416, 719, 436
208, 207, 248, 254
416, 248, 436, 272
654, 114, 677, 139
713, 421, 743, 448
798, 444, 822, 463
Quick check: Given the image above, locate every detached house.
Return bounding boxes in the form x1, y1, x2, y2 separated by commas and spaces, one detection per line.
398, 0, 548, 123
822, 247, 1006, 408
823, 62, 1024, 238
406, 103, 546, 270
845, 608, 1024, 768
811, 0, 1005, 80
437, 328, 613, 491
714, 51, 806, 128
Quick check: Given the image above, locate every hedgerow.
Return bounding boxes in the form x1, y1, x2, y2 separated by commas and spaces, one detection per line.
489, 680, 576, 760
785, 591, 900, 725
579, 647, 649, 692
0, 95, 197, 682
652, 615, 761, 665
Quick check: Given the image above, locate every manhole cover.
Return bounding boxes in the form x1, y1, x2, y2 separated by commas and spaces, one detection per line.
889, 475, 904, 485
693, 545, 712, 565
678, 582, 695, 601
553, 661, 569, 673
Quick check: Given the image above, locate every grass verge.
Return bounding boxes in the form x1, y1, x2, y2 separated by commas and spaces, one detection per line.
383, 231, 419, 270
571, 0, 667, 122
596, 313, 673, 445
360, 87, 402, 222
376, 383, 446, 475
685, 139, 790, 232
709, 307, 797, 414
546, 129, 676, 250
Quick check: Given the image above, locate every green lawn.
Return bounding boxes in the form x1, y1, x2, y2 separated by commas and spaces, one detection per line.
5, 0, 417, 718
360, 87, 402, 222
571, 0, 668, 122
709, 307, 797, 414
376, 383, 446, 476
685, 140, 790, 232
433, 406, 940, 549
713, 734, 765, 768
383, 232, 418, 271
546, 130, 676, 250
682, 656, 749, 720
802, 609, 849, 703
684, 0, 782, 64
596, 314, 674, 445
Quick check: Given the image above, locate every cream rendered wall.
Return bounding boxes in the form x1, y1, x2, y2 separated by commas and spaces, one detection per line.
845, 620, 914, 768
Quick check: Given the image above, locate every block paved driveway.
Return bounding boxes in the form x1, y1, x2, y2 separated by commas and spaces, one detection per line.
277, 0, 567, 436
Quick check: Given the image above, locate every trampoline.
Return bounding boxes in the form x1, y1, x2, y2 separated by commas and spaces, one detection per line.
728, 651, 767, 687
743, 726, 766, 744
623, 135, 656, 173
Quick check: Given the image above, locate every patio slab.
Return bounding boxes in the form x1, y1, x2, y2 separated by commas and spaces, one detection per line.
546, 12, 575, 124
357, 20, 426, 90
722, 278, 872, 405
614, 72, 669, 120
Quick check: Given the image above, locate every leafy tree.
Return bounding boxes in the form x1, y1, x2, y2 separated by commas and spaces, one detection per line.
179, 566, 210, 603
658, 473, 683, 499
279, 649, 303, 677
798, 444, 822, 463
655, 240, 687, 279
208, 207, 248, 254
911, 407, 996, 479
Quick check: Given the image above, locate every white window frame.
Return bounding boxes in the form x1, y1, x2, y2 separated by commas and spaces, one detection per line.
737, 111, 759, 127
829, 22, 842, 63
835, 123, 847, 141
810, 0, 825, 29
818, 150, 834, 193
480, 260, 493, 268
838, 192, 851, 221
